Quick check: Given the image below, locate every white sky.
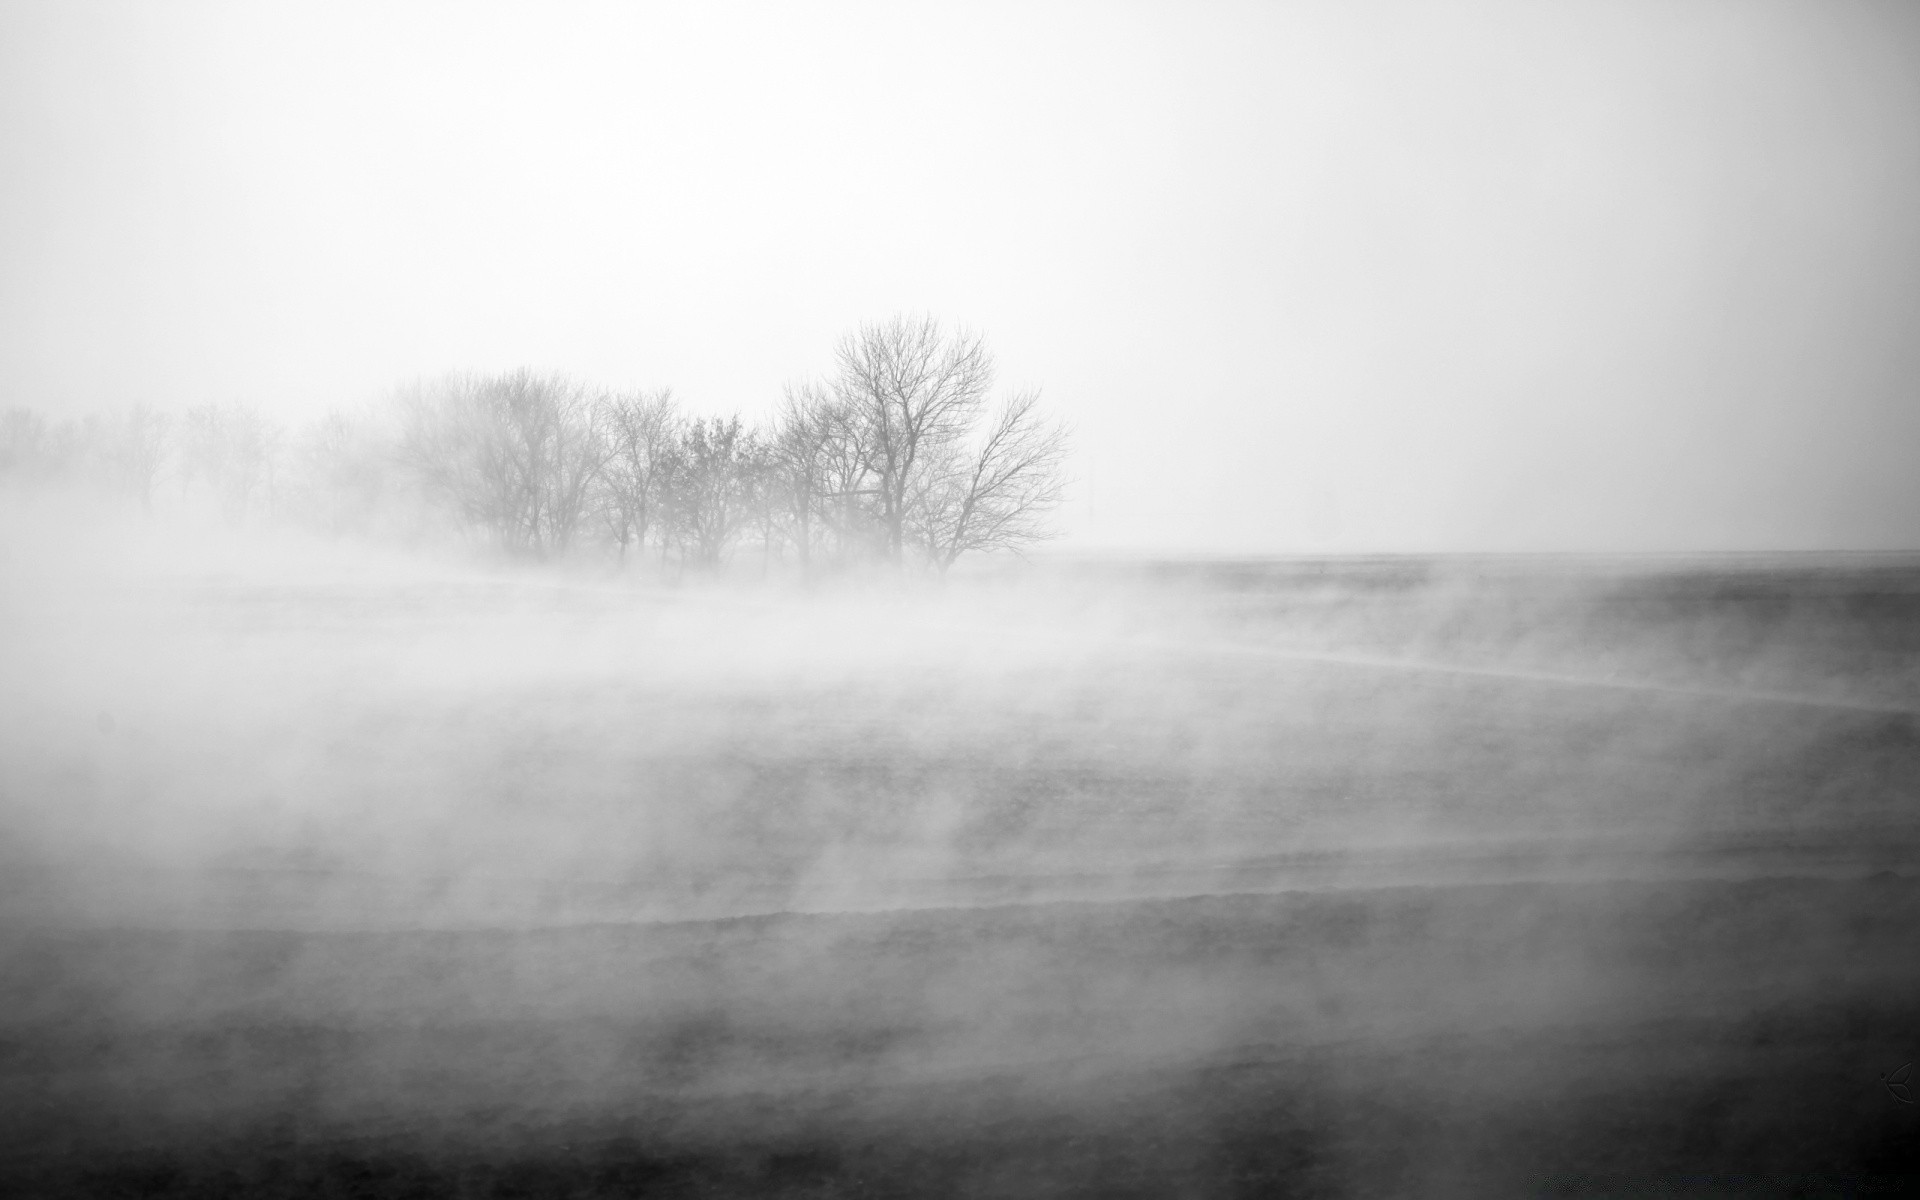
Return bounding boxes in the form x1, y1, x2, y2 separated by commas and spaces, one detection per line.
2, 0, 1917, 553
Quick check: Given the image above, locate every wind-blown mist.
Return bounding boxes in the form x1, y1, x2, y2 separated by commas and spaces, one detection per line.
7, 514, 1916, 924
5, 0, 1919, 1190
3, 495, 1919, 1193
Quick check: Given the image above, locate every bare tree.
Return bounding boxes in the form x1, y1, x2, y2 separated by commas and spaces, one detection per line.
662, 414, 760, 567
544, 385, 613, 555
286, 407, 405, 537
822, 315, 1070, 572
397, 370, 612, 557
766, 382, 847, 574
398, 375, 510, 546
912, 390, 1070, 571
831, 315, 994, 565
81, 405, 174, 511
816, 393, 885, 565
180, 405, 225, 502
596, 389, 679, 566
3, 405, 173, 508
1, 407, 75, 488
182, 403, 283, 524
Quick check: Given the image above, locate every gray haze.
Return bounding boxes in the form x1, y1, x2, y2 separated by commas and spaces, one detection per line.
3, 0, 1918, 552
4, 5, 1920, 1195
4, 506, 1917, 1194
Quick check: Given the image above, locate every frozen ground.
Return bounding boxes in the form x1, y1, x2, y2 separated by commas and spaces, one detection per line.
1, 522, 1917, 1195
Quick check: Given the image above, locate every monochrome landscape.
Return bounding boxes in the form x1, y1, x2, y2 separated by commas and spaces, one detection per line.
4, 1, 1919, 1195
5, 459, 1918, 1194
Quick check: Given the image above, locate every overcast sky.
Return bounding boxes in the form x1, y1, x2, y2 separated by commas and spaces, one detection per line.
2, 0, 1916, 553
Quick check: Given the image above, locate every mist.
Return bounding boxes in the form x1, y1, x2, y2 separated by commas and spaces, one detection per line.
5, 1, 1920, 1195
3, 489, 1918, 1194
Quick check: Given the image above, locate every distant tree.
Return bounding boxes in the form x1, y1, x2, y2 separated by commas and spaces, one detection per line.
396, 375, 518, 547
543, 386, 614, 556
1, 334, 1067, 576
831, 315, 994, 565
4, 405, 175, 508
0, 407, 66, 487
911, 389, 1070, 571
596, 389, 679, 566
182, 403, 282, 524
766, 382, 845, 573
288, 407, 396, 537
663, 414, 759, 567
821, 315, 1069, 571
816, 392, 886, 565
92, 405, 173, 511
397, 370, 612, 557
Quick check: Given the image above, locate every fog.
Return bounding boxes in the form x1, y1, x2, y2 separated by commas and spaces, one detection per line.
3, 501, 1917, 1192
9, 507, 1913, 932
4, 1, 1919, 1184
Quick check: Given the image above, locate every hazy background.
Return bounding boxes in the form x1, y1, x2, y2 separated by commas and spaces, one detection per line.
6, 8, 1920, 1190
3, 0, 1917, 555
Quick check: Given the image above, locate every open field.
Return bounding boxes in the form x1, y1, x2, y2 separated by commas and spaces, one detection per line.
2, 533, 1918, 1195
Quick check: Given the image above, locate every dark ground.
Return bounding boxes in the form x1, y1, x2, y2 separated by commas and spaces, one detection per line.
3, 873, 1917, 1197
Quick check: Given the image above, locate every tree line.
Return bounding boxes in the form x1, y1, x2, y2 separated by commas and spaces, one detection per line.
0, 316, 1071, 574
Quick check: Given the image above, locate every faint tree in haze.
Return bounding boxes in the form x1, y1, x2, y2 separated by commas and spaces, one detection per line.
287, 407, 398, 537
395, 374, 522, 548
182, 403, 283, 524
0, 408, 69, 487
92, 405, 173, 511
596, 389, 680, 566
816, 389, 887, 565
3, 405, 172, 510
742, 430, 780, 574
397, 370, 613, 558
911, 389, 1070, 571
831, 315, 995, 566
544, 385, 614, 555
814, 314, 1071, 572
766, 382, 846, 574
663, 414, 760, 567
0, 321, 1065, 569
